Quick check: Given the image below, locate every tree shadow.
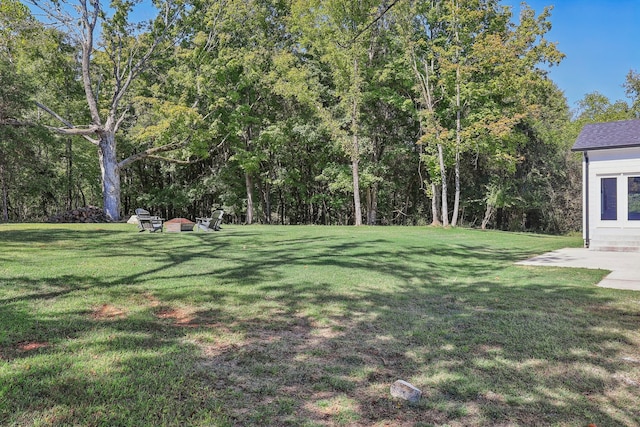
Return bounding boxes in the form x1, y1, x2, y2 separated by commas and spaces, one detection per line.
1, 226, 638, 426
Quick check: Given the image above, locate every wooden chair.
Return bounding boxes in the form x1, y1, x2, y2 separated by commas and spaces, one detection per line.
195, 209, 224, 231
135, 208, 164, 232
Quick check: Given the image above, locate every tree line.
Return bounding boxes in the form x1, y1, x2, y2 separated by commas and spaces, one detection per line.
1, 0, 639, 231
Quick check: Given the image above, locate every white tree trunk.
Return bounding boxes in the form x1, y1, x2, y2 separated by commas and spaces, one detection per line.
98, 133, 121, 221
452, 149, 460, 226
452, 101, 461, 226
352, 154, 362, 226
438, 143, 449, 226
451, 8, 462, 227
245, 171, 254, 225
351, 56, 362, 226
481, 203, 494, 230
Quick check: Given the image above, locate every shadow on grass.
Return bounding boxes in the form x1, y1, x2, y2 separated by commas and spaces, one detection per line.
169, 280, 638, 426
0, 226, 638, 426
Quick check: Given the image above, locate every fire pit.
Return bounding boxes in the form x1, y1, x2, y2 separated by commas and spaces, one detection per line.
164, 218, 195, 232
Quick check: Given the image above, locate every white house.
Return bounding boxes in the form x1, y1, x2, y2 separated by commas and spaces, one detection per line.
572, 119, 640, 252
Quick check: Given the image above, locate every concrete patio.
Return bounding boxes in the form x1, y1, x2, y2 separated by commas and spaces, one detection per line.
517, 248, 640, 291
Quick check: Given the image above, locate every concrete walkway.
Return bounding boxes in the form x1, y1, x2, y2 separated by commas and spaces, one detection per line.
516, 248, 640, 291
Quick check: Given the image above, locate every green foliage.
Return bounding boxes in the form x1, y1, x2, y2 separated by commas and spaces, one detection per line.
624, 69, 640, 117
6, 0, 633, 231
0, 1, 100, 221
574, 91, 634, 123
130, 97, 207, 155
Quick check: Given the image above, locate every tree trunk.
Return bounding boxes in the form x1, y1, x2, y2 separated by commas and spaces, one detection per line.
452, 62, 461, 226
366, 182, 378, 225
98, 133, 121, 221
410, 46, 447, 227
262, 181, 271, 224
351, 56, 362, 226
431, 182, 442, 226
453, 153, 460, 226
481, 203, 494, 230
0, 155, 8, 222
451, 5, 463, 227
352, 154, 362, 226
419, 143, 441, 226
245, 171, 254, 224
279, 188, 285, 224
66, 137, 73, 210
438, 143, 449, 226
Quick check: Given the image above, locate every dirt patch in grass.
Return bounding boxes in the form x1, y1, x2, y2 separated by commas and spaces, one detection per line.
156, 307, 196, 325
91, 304, 126, 320
1, 342, 50, 361
1, 341, 50, 362
17, 341, 50, 351
153, 304, 227, 329
147, 295, 217, 327
143, 292, 162, 307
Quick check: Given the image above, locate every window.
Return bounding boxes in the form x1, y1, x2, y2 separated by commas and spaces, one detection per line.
601, 177, 617, 220
629, 177, 640, 220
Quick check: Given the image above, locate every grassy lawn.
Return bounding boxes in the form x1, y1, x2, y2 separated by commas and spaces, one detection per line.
1, 224, 639, 426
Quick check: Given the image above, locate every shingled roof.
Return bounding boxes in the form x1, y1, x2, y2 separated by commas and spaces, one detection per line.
572, 119, 640, 151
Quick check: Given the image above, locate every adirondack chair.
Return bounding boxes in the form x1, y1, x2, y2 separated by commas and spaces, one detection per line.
195, 209, 224, 231
135, 208, 164, 232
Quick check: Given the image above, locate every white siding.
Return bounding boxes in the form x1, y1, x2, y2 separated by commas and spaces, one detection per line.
585, 147, 640, 251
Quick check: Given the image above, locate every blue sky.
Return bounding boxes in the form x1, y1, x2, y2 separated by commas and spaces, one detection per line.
503, 0, 640, 110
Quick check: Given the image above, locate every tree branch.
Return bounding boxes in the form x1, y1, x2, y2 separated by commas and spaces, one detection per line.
35, 101, 77, 128
35, 101, 100, 144
114, 105, 130, 134
79, 0, 102, 125
0, 118, 99, 141
44, 125, 100, 138
0, 119, 31, 127
118, 136, 192, 169
337, 0, 402, 49
108, 4, 183, 123
144, 155, 202, 165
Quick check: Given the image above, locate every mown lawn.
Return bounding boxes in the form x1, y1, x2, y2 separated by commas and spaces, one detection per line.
1, 224, 639, 426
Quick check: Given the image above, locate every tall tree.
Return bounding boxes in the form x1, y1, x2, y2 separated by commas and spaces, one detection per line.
469, 4, 564, 228
0, 0, 66, 221
167, 0, 305, 224
395, 0, 447, 225
398, 0, 563, 228
27, 0, 188, 220
292, 0, 394, 226
624, 70, 640, 118
573, 92, 632, 123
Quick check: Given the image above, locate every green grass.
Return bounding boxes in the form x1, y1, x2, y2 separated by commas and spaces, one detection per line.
1, 223, 639, 426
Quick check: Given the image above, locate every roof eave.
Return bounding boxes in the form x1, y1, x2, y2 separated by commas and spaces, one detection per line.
571, 143, 640, 152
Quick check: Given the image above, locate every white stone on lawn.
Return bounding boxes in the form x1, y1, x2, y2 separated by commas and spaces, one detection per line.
390, 380, 422, 403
